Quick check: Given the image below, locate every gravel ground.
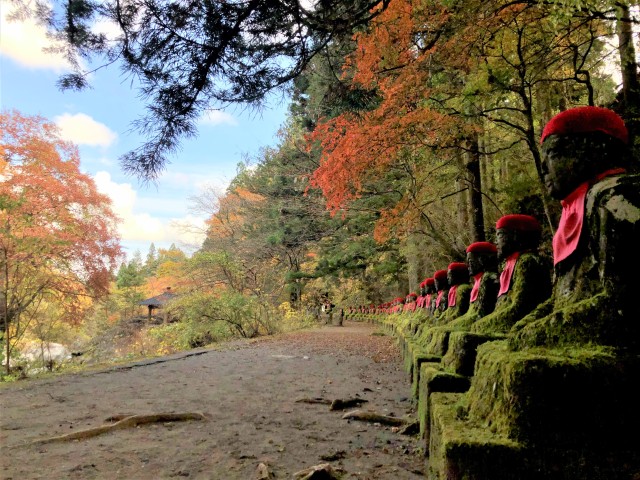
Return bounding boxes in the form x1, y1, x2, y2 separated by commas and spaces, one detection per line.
0, 321, 424, 479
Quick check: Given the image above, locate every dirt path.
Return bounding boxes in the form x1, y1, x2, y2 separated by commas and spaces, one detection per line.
0, 321, 423, 479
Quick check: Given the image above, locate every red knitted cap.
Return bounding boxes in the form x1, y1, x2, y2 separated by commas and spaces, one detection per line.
434, 269, 448, 281
408, 292, 417, 298
425, 278, 435, 286
466, 241, 498, 254
496, 214, 541, 232
448, 262, 468, 272
541, 106, 628, 145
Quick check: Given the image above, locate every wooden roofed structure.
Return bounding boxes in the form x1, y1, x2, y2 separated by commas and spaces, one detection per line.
139, 287, 177, 322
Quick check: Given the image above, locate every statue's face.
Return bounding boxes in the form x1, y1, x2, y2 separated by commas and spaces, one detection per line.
447, 268, 468, 286
468, 251, 498, 274
447, 270, 454, 285
434, 277, 449, 291
541, 135, 586, 199
496, 228, 517, 260
467, 252, 482, 275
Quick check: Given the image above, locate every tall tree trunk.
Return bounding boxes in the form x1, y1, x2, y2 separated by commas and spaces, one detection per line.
404, 234, 420, 294
464, 134, 486, 242
3, 245, 10, 375
616, 2, 639, 147
456, 153, 470, 238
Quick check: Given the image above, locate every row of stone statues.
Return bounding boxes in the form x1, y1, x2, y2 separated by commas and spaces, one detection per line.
353, 106, 639, 479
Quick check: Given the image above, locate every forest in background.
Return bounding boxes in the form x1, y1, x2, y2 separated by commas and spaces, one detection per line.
2, 0, 638, 378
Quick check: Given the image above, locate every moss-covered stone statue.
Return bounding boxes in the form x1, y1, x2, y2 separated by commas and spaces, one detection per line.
416, 280, 427, 309
438, 242, 500, 375
511, 106, 640, 350
422, 277, 435, 315
464, 242, 499, 321
415, 263, 472, 359
431, 269, 449, 318
408, 264, 470, 398
469, 214, 551, 336
426, 107, 640, 479
403, 292, 418, 313
440, 262, 471, 322
414, 242, 500, 446
402, 278, 435, 340
402, 270, 447, 380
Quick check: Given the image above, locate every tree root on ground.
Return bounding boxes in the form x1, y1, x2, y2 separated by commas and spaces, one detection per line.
293, 463, 344, 479
22, 412, 208, 446
295, 397, 332, 405
329, 398, 368, 411
295, 397, 368, 410
341, 410, 409, 426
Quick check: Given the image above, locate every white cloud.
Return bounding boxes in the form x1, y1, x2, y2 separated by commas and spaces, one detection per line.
168, 215, 208, 248
93, 171, 206, 249
0, 4, 71, 71
93, 172, 152, 241
199, 109, 238, 127
159, 170, 232, 191
91, 18, 122, 42
55, 113, 118, 147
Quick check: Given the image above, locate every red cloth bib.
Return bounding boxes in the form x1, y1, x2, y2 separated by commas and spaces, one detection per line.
553, 169, 626, 265
448, 285, 458, 307
498, 252, 520, 297
470, 272, 484, 303
425, 294, 432, 310
435, 290, 444, 308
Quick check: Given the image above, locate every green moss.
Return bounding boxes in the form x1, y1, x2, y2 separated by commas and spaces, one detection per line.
470, 253, 551, 336
410, 356, 440, 398
441, 331, 504, 376
418, 365, 470, 444
428, 392, 525, 480
466, 341, 640, 448
440, 283, 472, 323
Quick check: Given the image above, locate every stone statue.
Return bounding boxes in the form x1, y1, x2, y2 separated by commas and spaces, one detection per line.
424, 108, 640, 479
511, 106, 640, 350
435, 242, 500, 334
432, 269, 449, 317
423, 278, 436, 313
469, 214, 551, 336
439, 262, 471, 323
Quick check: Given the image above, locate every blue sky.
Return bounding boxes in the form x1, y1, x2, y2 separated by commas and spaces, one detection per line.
0, 4, 290, 260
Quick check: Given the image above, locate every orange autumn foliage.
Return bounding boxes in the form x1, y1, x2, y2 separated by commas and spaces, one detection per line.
205, 187, 264, 240
309, 1, 467, 219
309, 0, 584, 240
1, 110, 122, 325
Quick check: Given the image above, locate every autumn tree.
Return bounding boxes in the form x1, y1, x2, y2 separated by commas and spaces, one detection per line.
310, 0, 627, 247
0, 110, 122, 373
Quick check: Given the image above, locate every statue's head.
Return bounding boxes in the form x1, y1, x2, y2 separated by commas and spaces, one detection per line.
540, 106, 629, 200
434, 269, 449, 291
466, 241, 498, 275
495, 214, 542, 260
447, 262, 470, 286
424, 277, 436, 294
